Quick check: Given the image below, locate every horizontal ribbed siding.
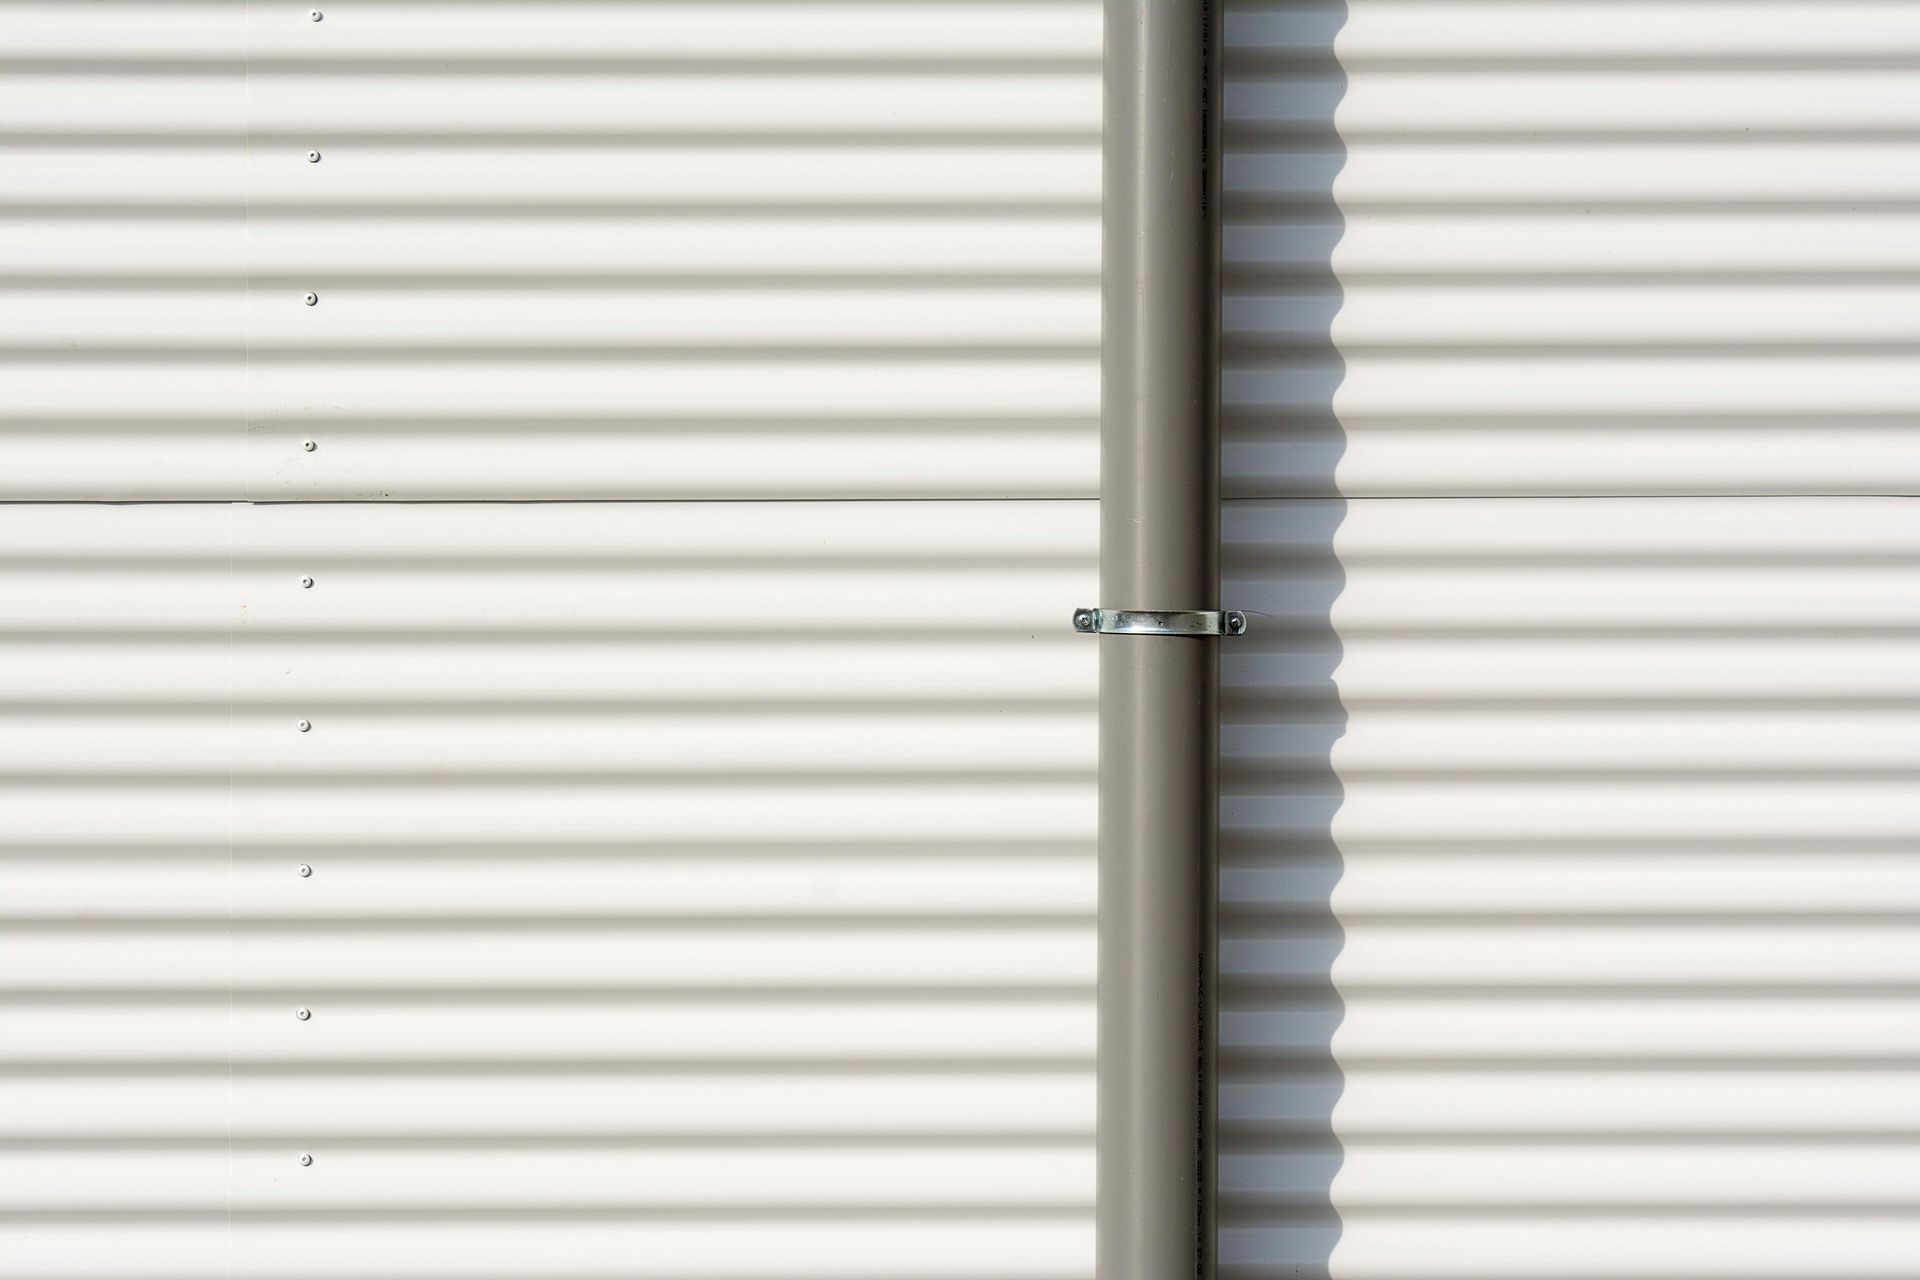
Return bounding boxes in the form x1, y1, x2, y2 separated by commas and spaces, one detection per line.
2, 2, 1102, 1274
1221, 3, 1920, 1277
0, 1, 1100, 500
1223, 0, 1920, 498
0, 500, 1097, 1276
1219, 498, 1920, 1277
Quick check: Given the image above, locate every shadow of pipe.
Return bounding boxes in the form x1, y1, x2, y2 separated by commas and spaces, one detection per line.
1218, 1, 1348, 1276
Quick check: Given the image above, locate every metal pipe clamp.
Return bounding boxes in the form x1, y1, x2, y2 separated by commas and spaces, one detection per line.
1071, 608, 1248, 637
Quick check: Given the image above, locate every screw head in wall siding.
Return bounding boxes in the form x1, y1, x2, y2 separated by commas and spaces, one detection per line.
307, 149, 322, 163
298, 864, 313, 877
299, 1153, 314, 1166
297, 719, 312, 733
296, 1007, 311, 1021
300, 576, 315, 589
309, 10, 323, 21
302, 440, 318, 452
304, 291, 319, 306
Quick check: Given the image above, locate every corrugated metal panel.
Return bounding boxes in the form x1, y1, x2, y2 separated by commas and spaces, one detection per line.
1223, 0, 1920, 497
1219, 498, 1920, 1277
2, 0, 1102, 1273
0, 500, 1097, 1276
1221, 3, 1920, 1277
0, 1, 1100, 500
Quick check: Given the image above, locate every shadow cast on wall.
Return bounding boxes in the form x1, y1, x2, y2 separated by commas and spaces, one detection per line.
1217, 1, 1348, 1276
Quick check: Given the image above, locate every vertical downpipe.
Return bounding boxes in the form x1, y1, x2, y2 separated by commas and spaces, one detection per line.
1099, 3, 1221, 1278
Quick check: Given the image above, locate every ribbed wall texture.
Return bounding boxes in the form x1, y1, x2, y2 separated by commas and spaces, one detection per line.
0, 1, 1100, 499
0, 501, 1097, 1276
1220, 2, 1920, 1277
18, 2, 1911, 1276
1221, 0, 1920, 497
0, 3, 1100, 1277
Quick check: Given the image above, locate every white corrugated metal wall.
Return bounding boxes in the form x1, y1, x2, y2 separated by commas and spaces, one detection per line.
16, 2, 1919, 1277
1220, 2, 1920, 1276
1, 4, 1100, 1276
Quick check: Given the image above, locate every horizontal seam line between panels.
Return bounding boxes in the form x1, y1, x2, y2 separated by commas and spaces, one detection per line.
8, 495, 1920, 504
0, 132, 1105, 149
0, 986, 1098, 1002
1222, 493, 1920, 502
0, 1059, 1095, 1077
1224, 128, 1920, 145
1226, 57, 1920, 74
0, 1207, 1097, 1224
0, 1134, 1093, 1148
0, 203, 1104, 217
0, 497, 1101, 506
0, 273, 1103, 288
0, 58, 1105, 75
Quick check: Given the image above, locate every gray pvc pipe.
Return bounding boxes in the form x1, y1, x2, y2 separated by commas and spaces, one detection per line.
1099, 3, 1221, 1278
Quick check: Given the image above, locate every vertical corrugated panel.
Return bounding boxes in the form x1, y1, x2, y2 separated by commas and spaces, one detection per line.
1222, 3, 1920, 1277
0, 3, 1100, 1277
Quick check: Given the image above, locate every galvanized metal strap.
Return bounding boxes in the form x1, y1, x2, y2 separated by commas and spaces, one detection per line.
1072, 608, 1247, 637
